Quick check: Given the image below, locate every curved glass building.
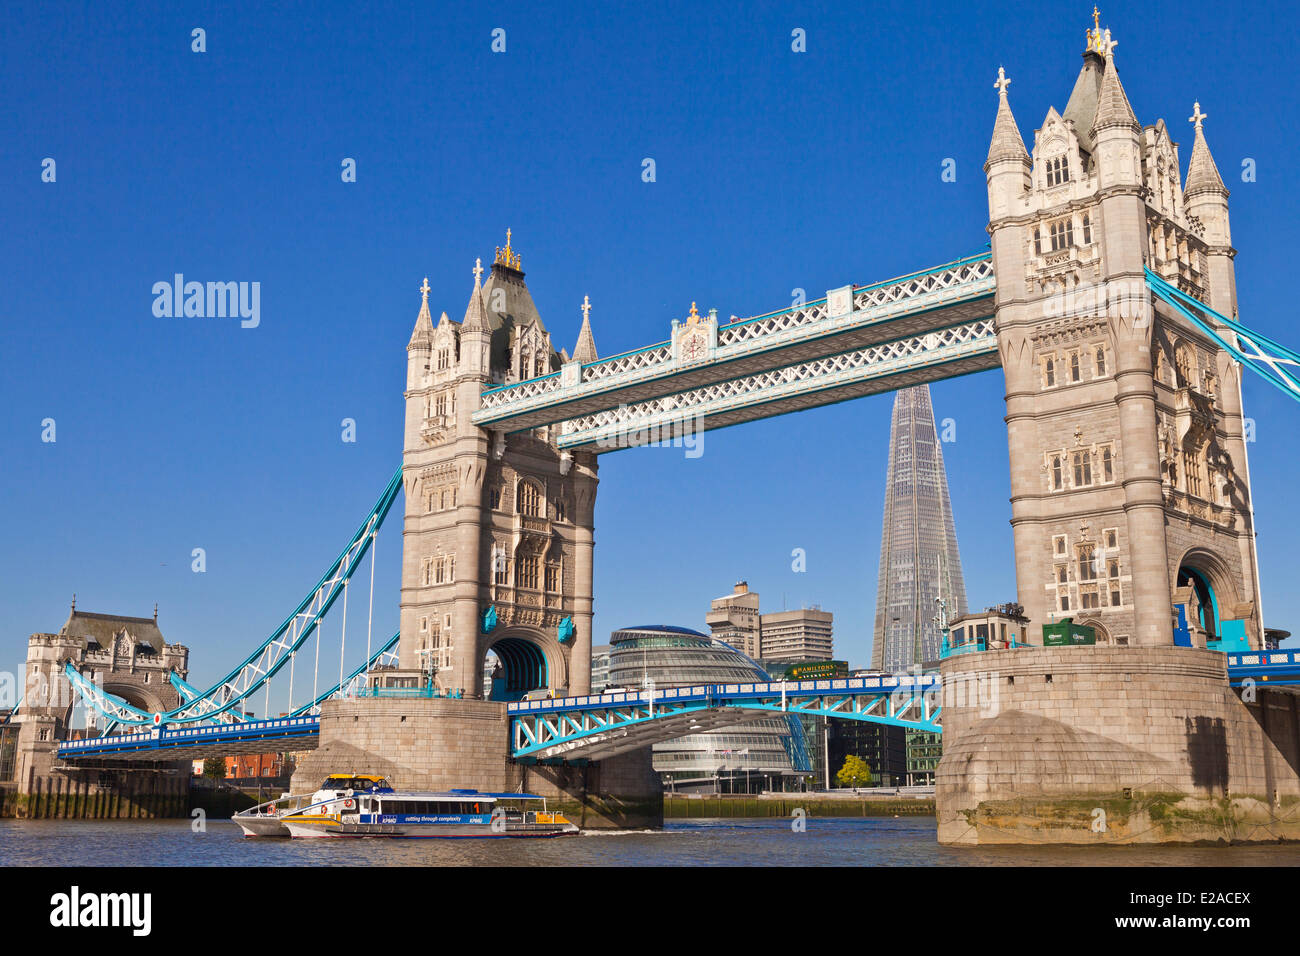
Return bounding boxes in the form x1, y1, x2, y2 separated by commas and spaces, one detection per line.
608, 625, 811, 792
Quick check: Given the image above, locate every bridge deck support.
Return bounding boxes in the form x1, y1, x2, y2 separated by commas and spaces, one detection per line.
289, 697, 662, 829
936, 646, 1300, 845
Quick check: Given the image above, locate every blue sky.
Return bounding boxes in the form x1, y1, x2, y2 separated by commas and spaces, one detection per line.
2, 0, 1297, 697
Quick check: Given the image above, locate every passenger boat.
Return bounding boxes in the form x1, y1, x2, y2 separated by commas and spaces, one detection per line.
277, 779, 579, 839
232, 773, 392, 837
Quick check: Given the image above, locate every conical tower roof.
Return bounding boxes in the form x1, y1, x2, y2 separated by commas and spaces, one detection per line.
1091, 30, 1140, 136
408, 277, 434, 350
1062, 49, 1106, 154
986, 67, 1030, 168
1184, 102, 1228, 199
479, 229, 561, 370
572, 295, 598, 364
461, 258, 489, 331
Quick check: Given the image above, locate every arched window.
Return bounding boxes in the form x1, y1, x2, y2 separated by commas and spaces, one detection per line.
517, 481, 543, 517
1081, 213, 1092, 244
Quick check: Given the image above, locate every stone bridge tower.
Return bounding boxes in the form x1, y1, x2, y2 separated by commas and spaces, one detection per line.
936, 18, 1292, 847
398, 233, 599, 699
12, 603, 188, 796
987, 21, 1262, 650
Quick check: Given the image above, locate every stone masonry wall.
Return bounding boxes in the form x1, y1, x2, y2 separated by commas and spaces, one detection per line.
290, 697, 662, 829
936, 645, 1300, 845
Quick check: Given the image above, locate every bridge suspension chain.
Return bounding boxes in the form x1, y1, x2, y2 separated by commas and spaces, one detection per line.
65, 466, 403, 732
1146, 269, 1300, 402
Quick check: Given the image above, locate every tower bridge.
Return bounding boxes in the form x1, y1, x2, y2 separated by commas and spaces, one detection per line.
13, 16, 1300, 839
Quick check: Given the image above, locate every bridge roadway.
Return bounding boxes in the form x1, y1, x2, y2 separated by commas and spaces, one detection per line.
472, 253, 997, 449
56, 715, 321, 763
53, 654, 1297, 764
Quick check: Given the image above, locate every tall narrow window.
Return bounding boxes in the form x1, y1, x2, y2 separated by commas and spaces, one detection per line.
1184, 451, 1203, 497
1101, 446, 1114, 482
1070, 351, 1081, 382
1051, 454, 1063, 491
1094, 345, 1106, 376
516, 555, 539, 590
1078, 544, 1098, 581
1044, 357, 1056, 387
1049, 217, 1075, 251
517, 481, 542, 517
1073, 451, 1092, 487
1033, 227, 1042, 255
1081, 213, 1092, 244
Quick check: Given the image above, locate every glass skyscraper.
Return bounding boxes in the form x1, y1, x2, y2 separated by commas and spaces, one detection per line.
871, 385, 968, 671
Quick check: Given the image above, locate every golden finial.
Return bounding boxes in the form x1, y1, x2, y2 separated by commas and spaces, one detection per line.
1087, 7, 1104, 52
686, 301, 700, 325
494, 228, 521, 270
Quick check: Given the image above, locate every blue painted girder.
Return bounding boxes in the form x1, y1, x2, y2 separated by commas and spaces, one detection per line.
508, 675, 940, 761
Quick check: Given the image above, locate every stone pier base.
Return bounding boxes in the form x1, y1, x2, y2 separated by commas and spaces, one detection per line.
289, 697, 662, 829
936, 646, 1300, 845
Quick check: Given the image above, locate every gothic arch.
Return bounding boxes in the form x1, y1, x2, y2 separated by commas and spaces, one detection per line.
1173, 545, 1241, 643
1075, 618, 1112, 645
516, 477, 544, 517
483, 627, 568, 701
101, 682, 171, 716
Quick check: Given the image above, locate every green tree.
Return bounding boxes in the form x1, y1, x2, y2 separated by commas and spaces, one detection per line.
835, 754, 872, 789
202, 757, 226, 780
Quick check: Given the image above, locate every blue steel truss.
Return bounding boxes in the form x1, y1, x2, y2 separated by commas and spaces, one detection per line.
57, 715, 322, 761
1146, 269, 1300, 404
508, 675, 940, 761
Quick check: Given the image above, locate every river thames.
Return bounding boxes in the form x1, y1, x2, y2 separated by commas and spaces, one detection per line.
5, 816, 1300, 866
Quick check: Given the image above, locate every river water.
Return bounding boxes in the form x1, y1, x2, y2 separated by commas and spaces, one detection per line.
4, 816, 1300, 866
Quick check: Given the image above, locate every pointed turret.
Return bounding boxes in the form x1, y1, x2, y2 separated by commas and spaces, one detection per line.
1090, 30, 1140, 137
986, 67, 1031, 168
985, 67, 1031, 222
572, 295, 598, 364
1184, 102, 1228, 200
408, 277, 434, 351
461, 258, 489, 331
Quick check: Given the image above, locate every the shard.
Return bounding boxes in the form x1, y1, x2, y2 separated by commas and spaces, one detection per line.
871, 385, 968, 671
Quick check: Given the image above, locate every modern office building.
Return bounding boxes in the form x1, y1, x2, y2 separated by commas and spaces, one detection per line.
705, 582, 762, 659
827, 721, 908, 788
707, 582, 834, 662
608, 625, 811, 792
590, 644, 612, 694
759, 607, 834, 662
871, 384, 969, 672
905, 730, 943, 786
